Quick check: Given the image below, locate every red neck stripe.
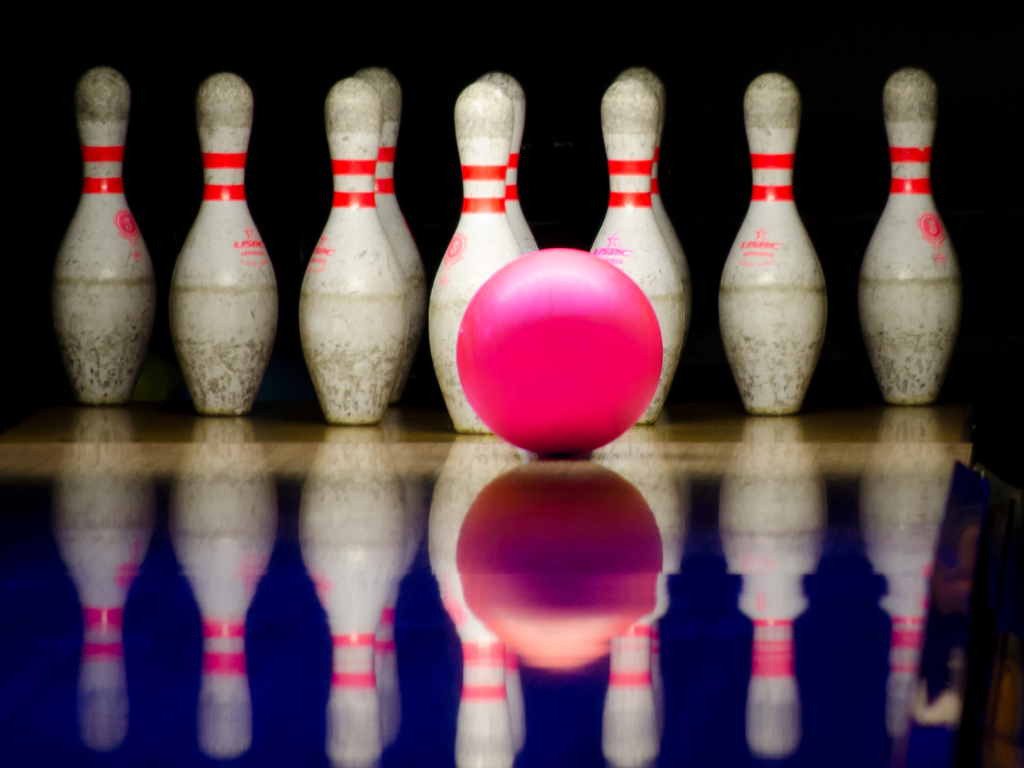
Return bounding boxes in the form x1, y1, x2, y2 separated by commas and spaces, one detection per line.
462, 684, 506, 701
891, 177, 931, 194
83, 642, 124, 660
333, 633, 376, 647
463, 197, 506, 213
890, 146, 932, 162
654, 147, 660, 162
752, 639, 794, 677
505, 652, 519, 671
623, 624, 652, 638
751, 185, 794, 201
375, 178, 395, 194
332, 671, 376, 688
609, 191, 651, 208
505, 184, 519, 200
753, 619, 794, 628
375, 639, 397, 653
463, 643, 505, 664
378, 146, 396, 162
81, 145, 124, 162
83, 607, 124, 630
651, 178, 660, 195
608, 159, 653, 175
204, 184, 245, 201
462, 165, 506, 181
891, 628, 924, 649
750, 153, 795, 169
380, 607, 396, 624
333, 191, 376, 208
508, 152, 520, 169
83, 177, 124, 194
202, 619, 245, 638
609, 671, 652, 687
202, 152, 247, 169
202, 651, 247, 675
332, 159, 377, 175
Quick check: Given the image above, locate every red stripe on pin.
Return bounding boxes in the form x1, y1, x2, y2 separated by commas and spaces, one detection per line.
203, 619, 245, 638
202, 152, 247, 168
750, 153, 795, 169
623, 624, 652, 638
380, 607, 396, 624
203, 651, 247, 675
378, 146, 396, 162
891, 629, 924, 649
203, 184, 245, 201
753, 619, 794, 629
751, 185, 794, 201
505, 184, 519, 200
333, 633, 376, 647
333, 191, 376, 208
463, 197, 506, 213
332, 159, 377, 175
462, 684, 506, 701
83, 642, 124, 660
83, 607, 124, 630
83, 177, 124, 194
508, 152, 519, 169
463, 643, 505, 665
654, 147, 660, 162
81, 145, 124, 162
608, 159, 654, 175
375, 639, 397, 653
462, 165, 506, 181
890, 146, 932, 162
505, 651, 519, 671
609, 671, 652, 687
608, 191, 652, 208
332, 671, 376, 688
651, 178, 660, 195
891, 178, 931, 194
375, 178, 395, 194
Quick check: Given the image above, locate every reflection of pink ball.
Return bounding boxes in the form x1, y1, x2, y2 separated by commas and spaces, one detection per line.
457, 248, 662, 456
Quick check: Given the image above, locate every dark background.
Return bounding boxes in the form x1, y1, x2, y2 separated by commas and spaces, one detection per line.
5, 19, 1021, 481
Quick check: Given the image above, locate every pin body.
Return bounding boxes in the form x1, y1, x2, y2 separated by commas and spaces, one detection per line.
300, 78, 408, 425
860, 69, 961, 405
429, 83, 522, 433
53, 67, 156, 404
170, 73, 278, 416
720, 74, 826, 415
591, 79, 685, 425
356, 69, 427, 404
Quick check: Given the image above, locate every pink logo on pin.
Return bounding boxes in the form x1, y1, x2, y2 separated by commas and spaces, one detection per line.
114, 210, 143, 262
918, 213, 947, 264
440, 233, 467, 285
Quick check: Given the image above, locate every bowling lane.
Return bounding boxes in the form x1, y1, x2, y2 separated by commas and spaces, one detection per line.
0, 404, 1001, 767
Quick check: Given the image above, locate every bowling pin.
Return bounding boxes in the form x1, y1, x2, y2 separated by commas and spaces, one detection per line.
53, 67, 156, 405
477, 73, 538, 253
355, 67, 427, 405
591, 78, 685, 425
429, 83, 522, 434
300, 78, 408, 425
169, 73, 278, 416
719, 418, 826, 759
720, 74, 826, 415
859, 68, 961, 404
615, 67, 692, 345
170, 418, 277, 759
300, 428, 408, 767
860, 408, 953, 738
52, 409, 155, 752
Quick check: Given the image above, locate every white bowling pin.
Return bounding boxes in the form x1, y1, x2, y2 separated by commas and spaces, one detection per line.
300, 428, 408, 768
355, 68, 427, 405
591, 78, 685, 425
477, 73, 538, 254
300, 78, 408, 425
170, 73, 278, 416
860, 408, 953, 738
719, 418, 826, 759
53, 67, 156, 405
52, 409, 155, 752
859, 68, 961, 405
504, 649, 526, 755
720, 74, 827, 415
170, 418, 277, 760
615, 67, 692, 346
429, 83, 523, 434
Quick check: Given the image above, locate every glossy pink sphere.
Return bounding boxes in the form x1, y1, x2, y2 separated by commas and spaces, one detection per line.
457, 248, 662, 456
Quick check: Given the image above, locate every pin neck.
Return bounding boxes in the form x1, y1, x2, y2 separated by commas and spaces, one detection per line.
461, 164, 507, 214
751, 619, 794, 678
332, 633, 376, 689
889, 145, 932, 195
889, 616, 925, 674
749, 153, 794, 202
202, 152, 247, 202
82, 606, 124, 661
651, 146, 661, 195
81, 145, 125, 194
461, 641, 507, 701
607, 158, 653, 208
375, 146, 397, 195
332, 158, 377, 208
505, 153, 520, 201
201, 617, 247, 676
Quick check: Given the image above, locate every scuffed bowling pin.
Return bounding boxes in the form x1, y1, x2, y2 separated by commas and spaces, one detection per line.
429, 83, 522, 433
591, 78, 685, 425
615, 67, 692, 344
300, 78, 408, 425
52, 409, 155, 752
53, 67, 156, 404
477, 73, 538, 253
355, 68, 427, 404
859, 68, 961, 404
170, 73, 278, 416
720, 74, 826, 415
170, 418, 277, 759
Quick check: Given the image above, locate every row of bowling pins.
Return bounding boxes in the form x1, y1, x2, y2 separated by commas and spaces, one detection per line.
52, 407, 954, 762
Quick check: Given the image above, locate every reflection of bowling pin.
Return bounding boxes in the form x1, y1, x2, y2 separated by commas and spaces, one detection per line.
354, 67, 427, 405
595, 427, 687, 763
170, 418, 277, 759
614, 67, 692, 347
429, 83, 522, 434
300, 428, 408, 767
300, 77, 408, 425
477, 73, 537, 254
429, 439, 522, 768
860, 408, 952, 737
169, 73, 278, 416
719, 419, 825, 759
53, 67, 156, 405
591, 78, 685, 425
719, 74, 826, 415
52, 409, 155, 752
859, 69, 961, 405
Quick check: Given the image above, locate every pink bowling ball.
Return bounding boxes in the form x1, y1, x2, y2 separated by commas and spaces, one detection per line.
457, 248, 662, 456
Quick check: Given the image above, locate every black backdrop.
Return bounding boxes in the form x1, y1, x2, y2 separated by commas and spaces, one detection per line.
5, 18, 1022, 480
